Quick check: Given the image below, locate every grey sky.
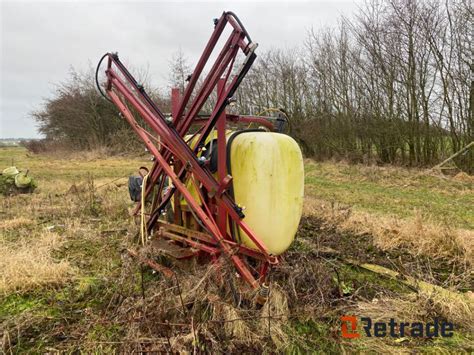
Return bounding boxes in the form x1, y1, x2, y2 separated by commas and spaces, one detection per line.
0, 0, 360, 138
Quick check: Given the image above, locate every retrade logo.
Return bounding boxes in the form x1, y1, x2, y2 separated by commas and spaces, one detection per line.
340, 315, 360, 338
340, 316, 454, 339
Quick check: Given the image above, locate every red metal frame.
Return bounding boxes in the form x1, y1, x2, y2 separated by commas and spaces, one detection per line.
100, 12, 278, 288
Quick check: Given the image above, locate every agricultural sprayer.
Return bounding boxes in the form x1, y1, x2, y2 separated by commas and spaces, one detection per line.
96, 11, 304, 296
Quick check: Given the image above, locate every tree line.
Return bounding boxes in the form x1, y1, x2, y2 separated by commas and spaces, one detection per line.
236, 0, 472, 170
32, 0, 472, 171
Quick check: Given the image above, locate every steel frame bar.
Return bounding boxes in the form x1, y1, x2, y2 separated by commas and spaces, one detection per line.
157, 222, 272, 262
216, 79, 227, 235
161, 230, 219, 256
137, 13, 244, 213
145, 43, 256, 229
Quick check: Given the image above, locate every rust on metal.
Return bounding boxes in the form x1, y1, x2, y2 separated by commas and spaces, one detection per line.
127, 248, 175, 279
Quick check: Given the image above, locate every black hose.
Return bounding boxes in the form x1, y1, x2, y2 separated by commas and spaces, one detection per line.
225, 11, 252, 43
95, 53, 112, 102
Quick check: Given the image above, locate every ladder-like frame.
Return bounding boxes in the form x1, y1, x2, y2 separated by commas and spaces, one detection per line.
98, 12, 278, 288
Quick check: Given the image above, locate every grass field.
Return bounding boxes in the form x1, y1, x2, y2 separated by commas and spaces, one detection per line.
1, 146, 473, 353
305, 160, 473, 229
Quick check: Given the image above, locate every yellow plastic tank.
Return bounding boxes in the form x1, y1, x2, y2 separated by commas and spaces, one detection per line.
229, 132, 304, 255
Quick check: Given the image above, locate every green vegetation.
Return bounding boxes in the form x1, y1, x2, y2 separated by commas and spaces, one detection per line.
0, 147, 143, 183
287, 319, 340, 354
1, 147, 472, 352
305, 160, 473, 229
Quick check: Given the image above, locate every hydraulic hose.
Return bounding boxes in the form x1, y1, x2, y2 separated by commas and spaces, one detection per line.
95, 53, 112, 102
225, 11, 252, 43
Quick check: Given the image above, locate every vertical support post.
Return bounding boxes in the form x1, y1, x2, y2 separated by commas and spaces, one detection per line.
216, 78, 227, 235
171, 88, 183, 226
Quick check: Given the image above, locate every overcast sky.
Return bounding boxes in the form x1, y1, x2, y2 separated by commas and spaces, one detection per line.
0, 0, 361, 138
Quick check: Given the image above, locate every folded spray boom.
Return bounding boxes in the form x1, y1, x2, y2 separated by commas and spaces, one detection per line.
96, 11, 302, 290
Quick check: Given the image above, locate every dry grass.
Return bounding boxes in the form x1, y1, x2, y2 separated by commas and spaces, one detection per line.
417, 288, 474, 331
0, 230, 75, 294
349, 272, 473, 330
303, 196, 474, 268
258, 285, 290, 348
453, 172, 474, 183
212, 302, 254, 341
0, 217, 34, 231
107, 258, 295, 353
26, 146, 141, 161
